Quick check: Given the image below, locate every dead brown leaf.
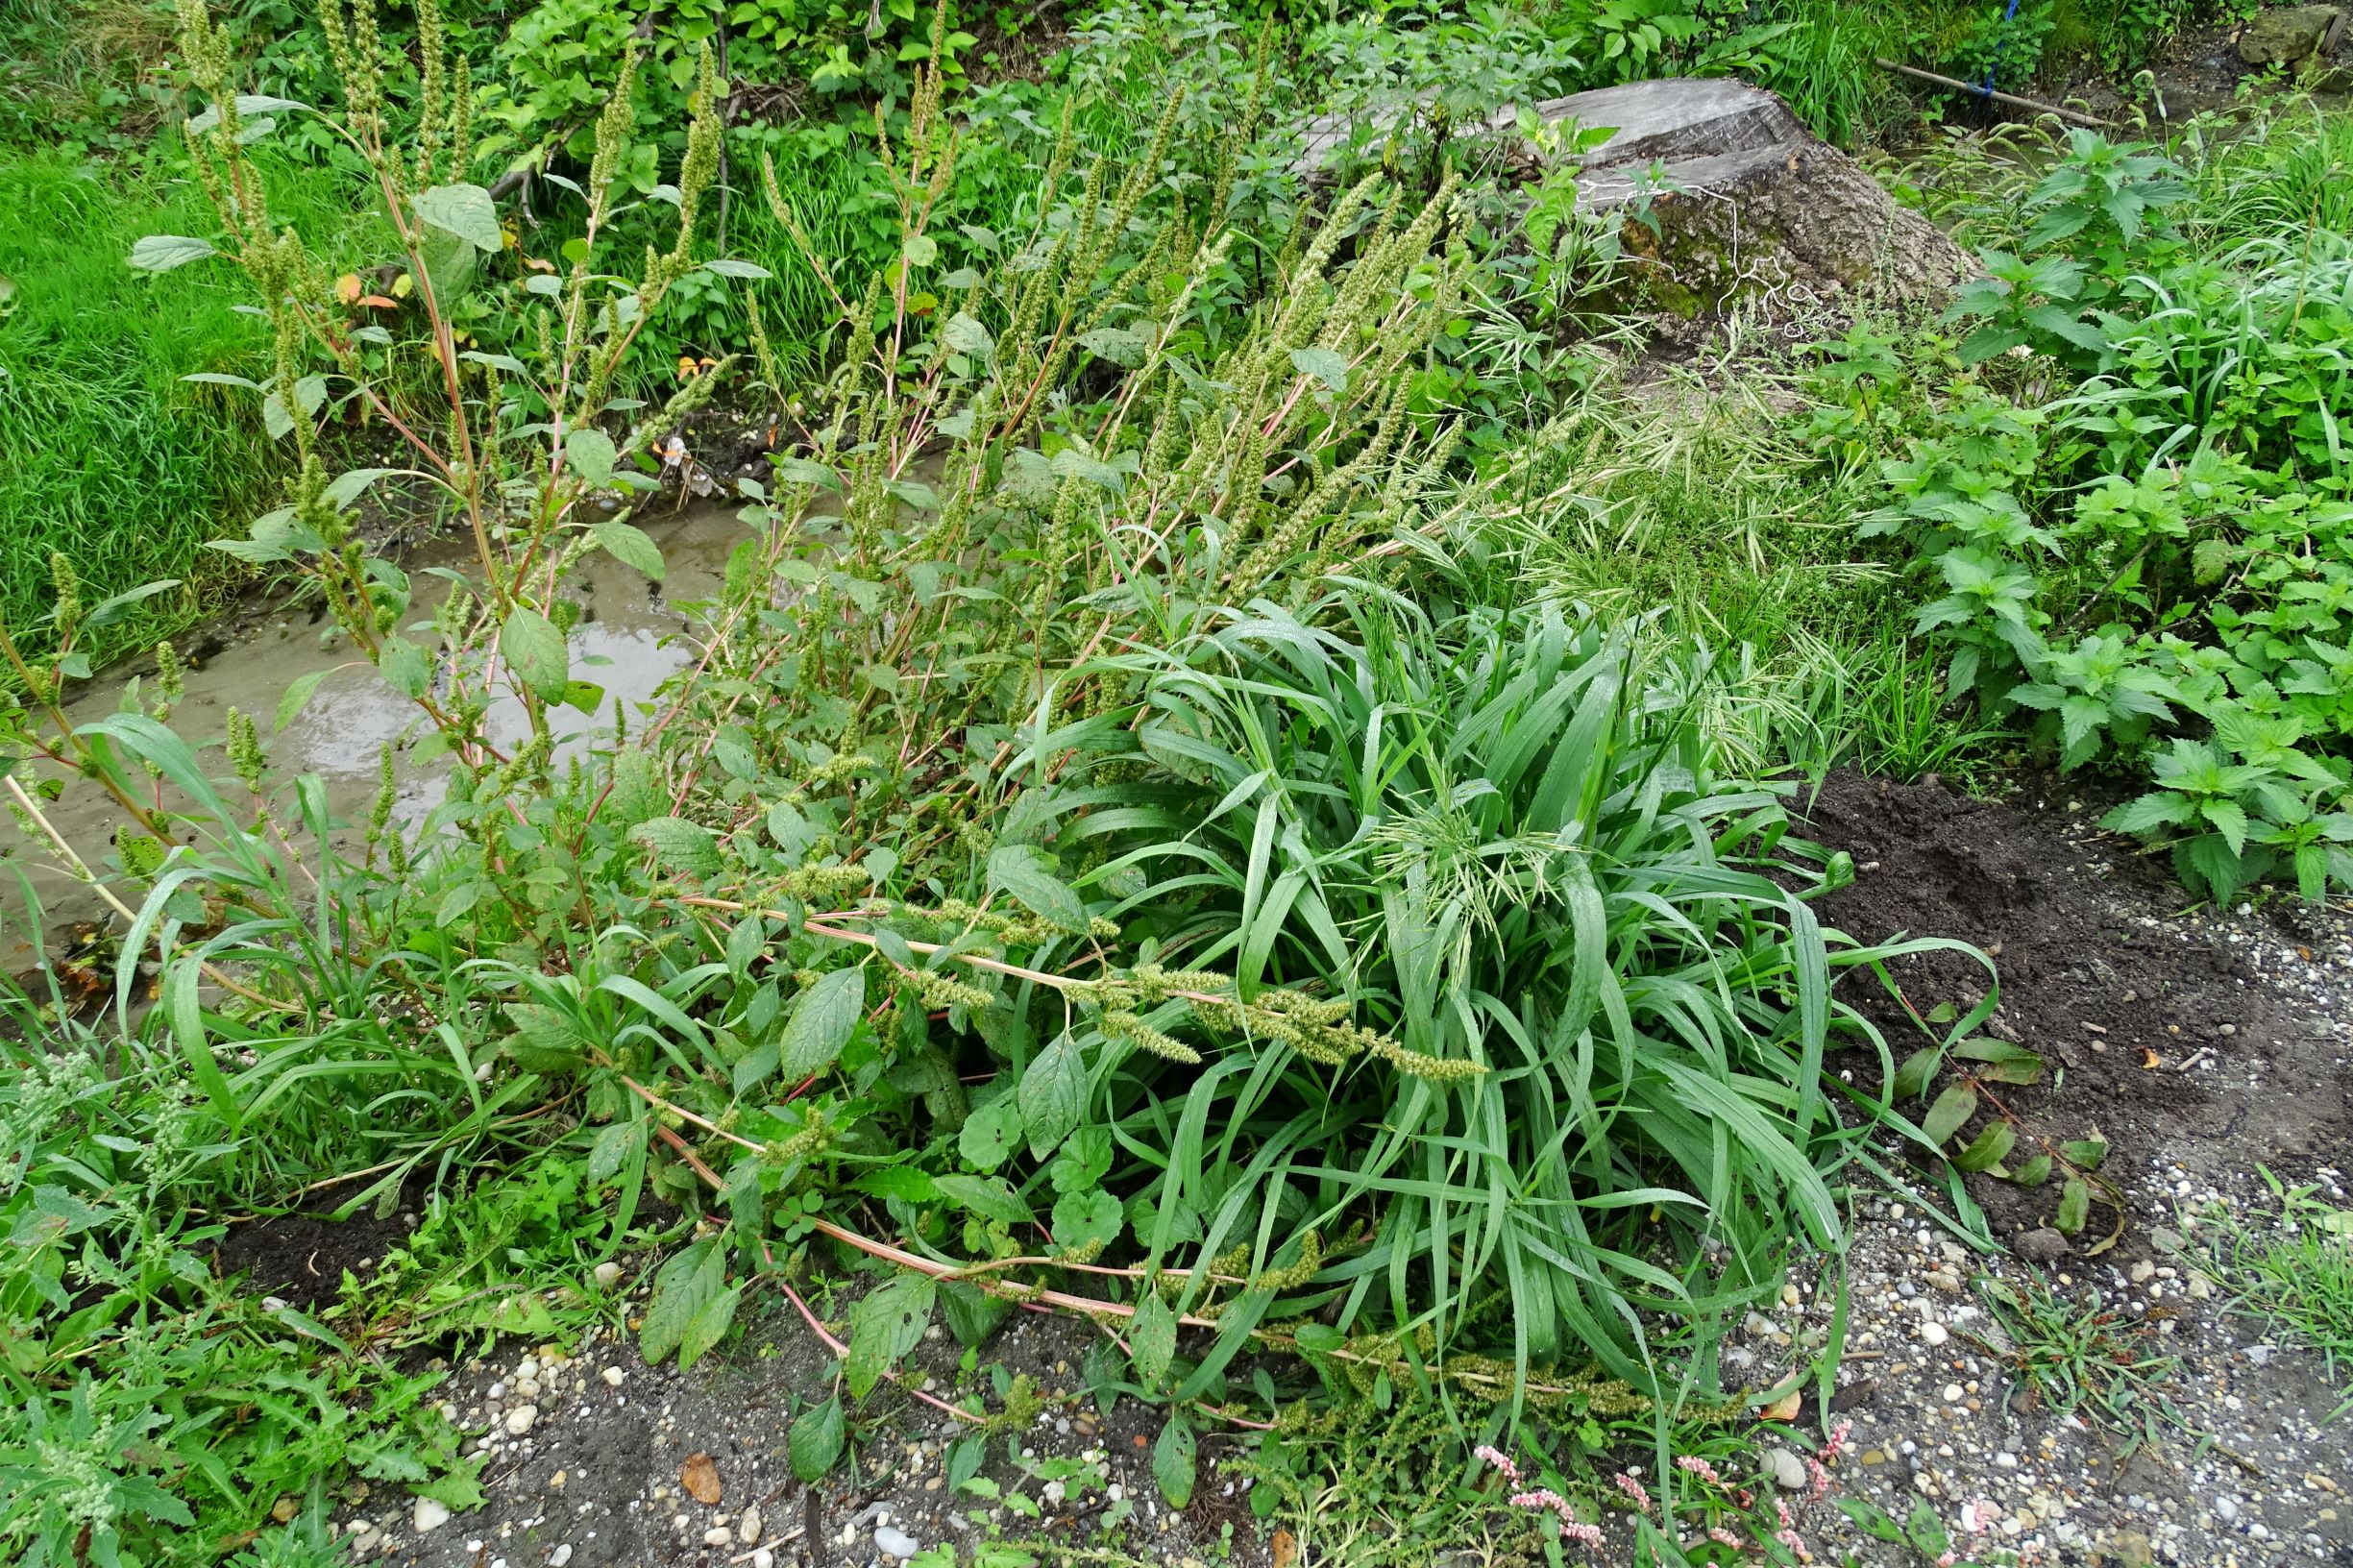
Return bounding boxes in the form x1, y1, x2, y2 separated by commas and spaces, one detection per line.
1759, 1388, 1803, 1422
680, 1452, 723, 1506
1270, 1530, 1298, 1568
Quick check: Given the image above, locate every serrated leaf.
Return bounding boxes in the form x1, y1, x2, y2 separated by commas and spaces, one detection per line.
1153, 1411, 1197, 1508
789, 1396, 845, 1482
988, 845, 1088, 933
854, 1166, 943, 1203
1129, 1291, 1177, 1384
628, 816, 721, 879
677, 1281, 742, 1370
380, 636, 431, 699
587, 1119, 639, 1185
500, 605, 569, 700
846, 1273, 936, 1398
1288, 346, 1349, 391
934, 1173, 1031, 1227
639, 1240, 722, 1363
780, 966, 865, 1081
1922, 1084, 1979, 1149
959, 1097, 1023, 1172
413, 184, 502, 253
503, 1002, 584, 1072
594, 519, 665, 580
130, 234, 217, 272
1018, 1032, 1085, 1160
2055, 1178, 2091, 1236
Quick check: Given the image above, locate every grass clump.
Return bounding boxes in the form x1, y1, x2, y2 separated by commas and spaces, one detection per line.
2195, 1170, 2353, 1411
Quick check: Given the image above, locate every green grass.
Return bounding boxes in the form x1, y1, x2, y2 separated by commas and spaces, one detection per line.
0, 147, 373, 670
2196, 1172, 2353, 1412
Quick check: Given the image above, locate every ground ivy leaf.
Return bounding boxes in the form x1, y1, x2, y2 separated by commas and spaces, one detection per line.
958, 1097, 1022, 1172
1052, 1188, 1122, 1256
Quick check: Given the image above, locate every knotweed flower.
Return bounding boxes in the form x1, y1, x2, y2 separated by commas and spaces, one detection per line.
1475, 1444, 1523, 1482
1614, 1472, 1654, 1513
1676, 1455, 1726, 1487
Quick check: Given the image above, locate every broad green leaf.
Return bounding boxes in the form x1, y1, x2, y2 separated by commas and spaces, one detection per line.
2060, 1137, 2109, 1171
1051, 1188, 1122, 1256
503, 1002, 585, 1072
846, 1273, 936, 1398
958, 1097, 1022, 1172
413, 184, 503, 253
1153, 1411, 1197, 1508
273, 668, 328, 733
593, 518, 665, 579
988, 845, 1088, 933
1288, 346, 1349, 390
934, 1173, 1031, 1227
628, 816, 721, 879
2054, 1178, 2091, 1237
790, 1396, 845, 1482
1890, 1045, 1942, 1102
677, 1281, 743, 1370
639, 1240, 722, 1363
780, 966, 865, 1081
1921, 1084, 1978, 1149
500, 605, 570, 699
587, 1119, 639, 1185
1951, 1119, 2016, 1173
130, 234, 217, 272
2010, 1154, 2052, 1188
566, 427, 618, 486
1129, 1290, 1177, 1384
1017, 1032, 1084, 1160
703, 257, 771, 279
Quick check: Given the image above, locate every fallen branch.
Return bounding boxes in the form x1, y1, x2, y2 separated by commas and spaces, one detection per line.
1873, 60, 2117, 128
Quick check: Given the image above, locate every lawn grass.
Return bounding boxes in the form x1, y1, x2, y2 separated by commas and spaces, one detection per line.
0, 147, 374, 670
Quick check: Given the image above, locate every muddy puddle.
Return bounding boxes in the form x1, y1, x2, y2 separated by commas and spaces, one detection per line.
3, 498, 757, 973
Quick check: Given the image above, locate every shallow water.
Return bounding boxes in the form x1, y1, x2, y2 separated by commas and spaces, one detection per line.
3, 499, 753, 970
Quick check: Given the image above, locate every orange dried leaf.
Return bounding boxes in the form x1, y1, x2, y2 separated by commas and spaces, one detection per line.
356, 295, 398, 309
680, 1452, 722, 1505
335, 273, 363, 305
1759, 1388, 1803, 1422
2140, 1047, 2162, 1069
1271, 1530, 1298, 1568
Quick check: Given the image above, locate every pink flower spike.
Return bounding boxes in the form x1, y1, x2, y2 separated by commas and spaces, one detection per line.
1475, 1445, 1522, 1482
1614, 1473, 1654, 1513
1708, 1525, 1746, 1550
1819, 1419, 1853, 1460
1676, 1455, 1725, 1486
1805, 1454, 1831, 1501
1561, 1520, 1605, 1547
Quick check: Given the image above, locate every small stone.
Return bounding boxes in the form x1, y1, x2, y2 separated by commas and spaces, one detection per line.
1780, 1283, 1802, 1308
2012, 1228, 2071, 1264
753, 1554, 774, 1568
271, 1497, 299, 1524
1943, 1384, 1965, 1404
549, 1471, 567, 1491
2130, 1260, 2157, 1284
703, 1528, 734, 1547
550, 1548, 574, 1568
739, 1507, 761, 1544
594, 1261, 622, 1291
504, 1405, 538, 1435
874, 1525, 921, 1559
601, 1366, 625, 1387
1765, 1449, 1807, 1490
413, 1499, 452, 1533
1920, 1322, 1949, 1347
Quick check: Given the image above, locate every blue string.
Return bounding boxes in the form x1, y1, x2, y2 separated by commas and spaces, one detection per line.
1981, 0, 2022, 99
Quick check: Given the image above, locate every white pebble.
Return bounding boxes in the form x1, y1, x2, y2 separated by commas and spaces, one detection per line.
413, 1499, 451, 1533
601, 1366, 625, 1387
550, 1549, 573, 1568
1920, 1322, 1949, 1347
875, 1525, 921, 1559
504, 1405, 538, 1435
594, 1261, 622, 1290
739, 1507, 762, 1544
703, 1527, 734, 1547
753, 1554, 773, 1568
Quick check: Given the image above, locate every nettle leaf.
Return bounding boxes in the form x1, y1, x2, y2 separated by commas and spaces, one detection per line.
413, 184, 503, 253
958, 1097, 1023, 1172
594, 519, 666, 580
500, 605, 570, 700
639, 1239, 723, 1363
587, 1119, 641, 1186
503, 1002, 586, 1072
988, 844, 1088, 933
129, 234, 217, 272
934, 1173, 1031, 1228
1129, 1290, 1177, 1384
629, 816, 722, 879
780, 966, 866, 1081
1018, 1032, 1085, 1160
1153, 1411, 1198, 1509
846, 1273, 937, 1398
790, 1395, 846, 1482
1051, 1188, 1123, 1256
